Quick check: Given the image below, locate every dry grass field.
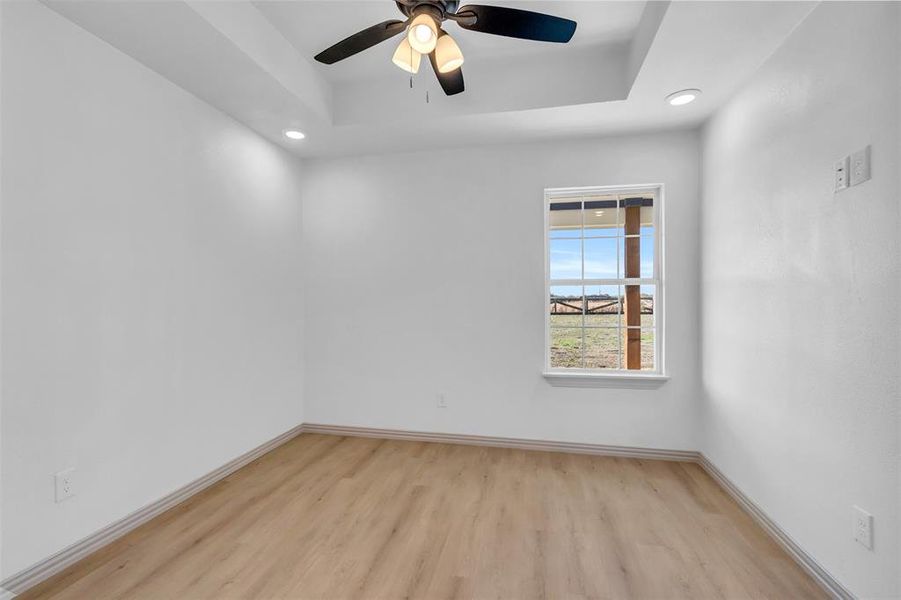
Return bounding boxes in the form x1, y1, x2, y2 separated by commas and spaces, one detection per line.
549, 310, 655, 370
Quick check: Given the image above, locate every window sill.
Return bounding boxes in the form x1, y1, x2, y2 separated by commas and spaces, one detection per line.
542, 371, 670, 389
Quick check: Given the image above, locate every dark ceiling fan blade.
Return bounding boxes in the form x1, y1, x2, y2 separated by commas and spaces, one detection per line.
428, 49, 464, 96
455, 5, 576, 43
314, 20, 407, 64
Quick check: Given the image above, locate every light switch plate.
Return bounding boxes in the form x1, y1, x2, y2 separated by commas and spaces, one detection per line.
850, 146, 871, 186
833, 156, 850, 192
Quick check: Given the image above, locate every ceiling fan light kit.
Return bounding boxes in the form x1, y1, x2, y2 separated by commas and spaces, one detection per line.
314, 0, 577, 96
434, 30, 464, 73
407, 11, 439, 53
392, 37, 422, 73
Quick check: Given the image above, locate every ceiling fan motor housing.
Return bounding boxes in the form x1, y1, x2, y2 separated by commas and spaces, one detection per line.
395, 0, 459, 20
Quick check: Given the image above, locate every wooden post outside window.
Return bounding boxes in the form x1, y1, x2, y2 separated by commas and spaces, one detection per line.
623, 203, 641, 369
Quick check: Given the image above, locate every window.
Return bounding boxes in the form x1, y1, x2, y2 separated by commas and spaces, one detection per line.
544, 185, 663, 378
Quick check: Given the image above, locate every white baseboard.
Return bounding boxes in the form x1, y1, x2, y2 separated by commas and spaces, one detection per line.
0, 423, 305, 597
302, 423, 699, 462
306, 423, 853, 600
698, 455, 854, 600
3, 422, 852, 600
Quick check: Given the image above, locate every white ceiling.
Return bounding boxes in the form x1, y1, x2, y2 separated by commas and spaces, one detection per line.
45, 0, 817, 158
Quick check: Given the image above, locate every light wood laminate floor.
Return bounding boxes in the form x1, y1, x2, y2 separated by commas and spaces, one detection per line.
23, 433, 825, 599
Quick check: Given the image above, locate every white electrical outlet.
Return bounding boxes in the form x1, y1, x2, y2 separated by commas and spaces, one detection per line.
833, 156, 850, 192
436, 393, 448, 409
852, 505, 873, 550
55, 468, 76, 503
850, 145, 871, 186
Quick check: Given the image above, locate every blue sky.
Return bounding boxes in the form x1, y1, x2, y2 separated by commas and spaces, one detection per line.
549, 227, 655, 280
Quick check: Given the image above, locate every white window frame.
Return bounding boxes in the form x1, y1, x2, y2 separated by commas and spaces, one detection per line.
543, 183, 668, 388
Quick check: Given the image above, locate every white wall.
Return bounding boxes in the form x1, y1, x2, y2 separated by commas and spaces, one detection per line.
1, 1, 304, 578
701, 3, 901, 598
302, 131, 701, 451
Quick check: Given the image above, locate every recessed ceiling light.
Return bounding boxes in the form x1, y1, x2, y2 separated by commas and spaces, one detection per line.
284, 130, 305, 140
594, 211, 605, 216
665, 89, 701, 106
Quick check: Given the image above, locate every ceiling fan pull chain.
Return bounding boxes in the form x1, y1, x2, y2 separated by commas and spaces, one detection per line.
426, 90, 430, 104
409, 43, 414, 89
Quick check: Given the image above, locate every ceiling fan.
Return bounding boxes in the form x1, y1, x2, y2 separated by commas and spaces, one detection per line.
314, 0, 577, 96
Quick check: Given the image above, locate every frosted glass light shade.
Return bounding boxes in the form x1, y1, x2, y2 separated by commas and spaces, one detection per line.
407, 14, 437, 54
435, 33, 464, 73
392, 38, 421, 73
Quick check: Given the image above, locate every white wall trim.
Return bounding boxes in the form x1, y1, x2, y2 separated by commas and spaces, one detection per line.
0, 423, 305, 597
542, 371, 670, 388
302, 423, 697, 461
697, 455, 855, 600
2, 423, 853, 600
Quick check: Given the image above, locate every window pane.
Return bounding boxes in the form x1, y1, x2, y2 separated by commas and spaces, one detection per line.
584, 238, 619, 279
639, 205, 654, 229
549, 238, 582, 279
583, 195, 620, 237
639, 285, 655, 329
641, 236, 654, 278
619, 285, 655, 325
584, 327, 620, 369
617, 197, 654, 239
584, 285, 621, 328
621, 328, 656, 371
549, 328, 583, 368
620, 236, 655, 279
549, 286, 583, 328
548, 200, 581, 238
619, 283, 653, 371
641, 328, 656, 370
